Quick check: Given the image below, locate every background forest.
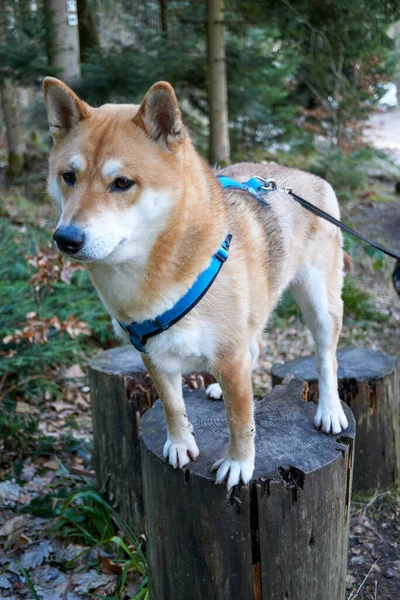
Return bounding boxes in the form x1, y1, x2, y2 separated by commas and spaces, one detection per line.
0, 1, 400, 599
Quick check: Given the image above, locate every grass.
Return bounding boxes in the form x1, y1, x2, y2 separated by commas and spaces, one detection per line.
17, 562, 41, 600
17, 470, 148, 600
54, 487, 148, 599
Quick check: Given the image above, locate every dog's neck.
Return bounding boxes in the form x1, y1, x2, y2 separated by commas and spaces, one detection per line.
87, 147, 228, 323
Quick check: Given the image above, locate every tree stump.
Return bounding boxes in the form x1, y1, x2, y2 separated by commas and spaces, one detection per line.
140, 378, 356, 600
271, 348, 400, 491
89, 347, 216, 531
89, 347, 157, 531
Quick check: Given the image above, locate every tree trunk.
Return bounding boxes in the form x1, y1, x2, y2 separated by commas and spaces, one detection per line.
159, 0, 168, 37
77, 0, 100, 60
0, 79, 24, 179
206, 0, 230, 165
46, 0, 81, 83
140, 378, 355, 599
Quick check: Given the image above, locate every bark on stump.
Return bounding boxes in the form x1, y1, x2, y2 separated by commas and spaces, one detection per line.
271, 348, 399, 491
89, 347, 215, 531
140, 378, 355, 600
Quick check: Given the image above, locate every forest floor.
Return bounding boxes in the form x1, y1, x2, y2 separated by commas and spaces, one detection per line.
0, 114, 400, 599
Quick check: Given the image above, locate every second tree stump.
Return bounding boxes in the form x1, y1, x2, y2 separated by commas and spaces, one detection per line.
272, 348, 399, 491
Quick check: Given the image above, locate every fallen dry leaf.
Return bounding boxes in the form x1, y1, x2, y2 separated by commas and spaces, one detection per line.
63, 364, 85, 380
20, 541, 52, 570
72, 570, 116, 594
5, 533, 31, 552
98, 553, 123, 576
20, 465, 36, 482
0, 573, 12, 589
0, 481, 22, 506
42, 460, 59, 471
15, 401, 38, 415
0, 516, 27, 538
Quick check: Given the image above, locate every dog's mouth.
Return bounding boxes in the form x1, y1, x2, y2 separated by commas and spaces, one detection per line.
55, 236, 128, 263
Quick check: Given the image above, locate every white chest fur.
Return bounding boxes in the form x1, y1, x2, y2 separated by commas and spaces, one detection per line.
113, 315, 216, 375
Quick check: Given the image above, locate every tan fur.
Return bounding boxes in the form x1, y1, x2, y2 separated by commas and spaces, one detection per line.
44, 78, 348, 489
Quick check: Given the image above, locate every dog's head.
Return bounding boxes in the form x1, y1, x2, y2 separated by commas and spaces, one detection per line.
44, 78, 186, 263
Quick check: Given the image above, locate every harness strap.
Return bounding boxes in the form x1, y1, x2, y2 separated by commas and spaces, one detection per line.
119, 234, 232, 353
217, 175, 270, 204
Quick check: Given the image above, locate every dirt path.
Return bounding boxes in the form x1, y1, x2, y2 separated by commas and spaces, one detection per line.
365, 109, 400, 164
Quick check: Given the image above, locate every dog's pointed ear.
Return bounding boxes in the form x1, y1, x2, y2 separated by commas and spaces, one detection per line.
133, 82, 184, 149
44, 77, 91, 141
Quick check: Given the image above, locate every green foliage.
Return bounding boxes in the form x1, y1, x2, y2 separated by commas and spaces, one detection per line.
77, 5, 303, 156
16, 483, 148, 599
54, 487, 148, 599
269, 274, 385, 328
306, 146, 397, 196
0, 1, 51, 84
226, 29, 303, 155
2, 0, 398, 162
272, 291, 300, 325
341, 276, 385, 323
235, 0, 400, 146
0, 216, 113, 402
0, 406, 38, 453
55, 488, 116, 545
309, 148, 368, 192
74, 0, 399, 155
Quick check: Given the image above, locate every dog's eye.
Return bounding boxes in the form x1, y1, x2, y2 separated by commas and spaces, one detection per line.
62, 171, 76, 186
112, 177, 134, 192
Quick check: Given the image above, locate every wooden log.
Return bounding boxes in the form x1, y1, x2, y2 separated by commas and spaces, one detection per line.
271, 348, 400, 491
88, 346, 216, 531
140, 378, 356, 600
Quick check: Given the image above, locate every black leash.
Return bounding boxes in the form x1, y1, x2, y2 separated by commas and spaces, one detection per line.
253, 177, 400, 262
288, 189, 400, 261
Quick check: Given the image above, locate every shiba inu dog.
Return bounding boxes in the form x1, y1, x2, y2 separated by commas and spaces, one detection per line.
44, 77, 348, 490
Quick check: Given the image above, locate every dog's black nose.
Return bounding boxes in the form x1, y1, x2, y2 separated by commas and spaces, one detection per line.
53, 226, 85, 254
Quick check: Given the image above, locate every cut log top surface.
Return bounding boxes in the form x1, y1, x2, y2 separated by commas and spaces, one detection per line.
140, 378, 355, 482
89, 346, 144, 376
272, 348, 397, 383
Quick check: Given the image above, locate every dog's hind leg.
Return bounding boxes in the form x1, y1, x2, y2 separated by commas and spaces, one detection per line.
290, 261, 348, 434
142, 357, 199, 467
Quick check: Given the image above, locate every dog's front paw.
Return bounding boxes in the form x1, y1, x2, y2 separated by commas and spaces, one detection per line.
163, 434, 199, 468
206, 382, 223, 400
314, 402, 348, 434
211, 456, 254, 490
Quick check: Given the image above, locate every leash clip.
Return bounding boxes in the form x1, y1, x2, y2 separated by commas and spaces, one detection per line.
253, 176, 292, 195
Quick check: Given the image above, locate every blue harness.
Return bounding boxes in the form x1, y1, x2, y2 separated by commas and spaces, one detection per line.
118, 175, 268, 353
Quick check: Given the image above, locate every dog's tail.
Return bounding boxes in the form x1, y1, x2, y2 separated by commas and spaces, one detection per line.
343, 251, 354, 274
